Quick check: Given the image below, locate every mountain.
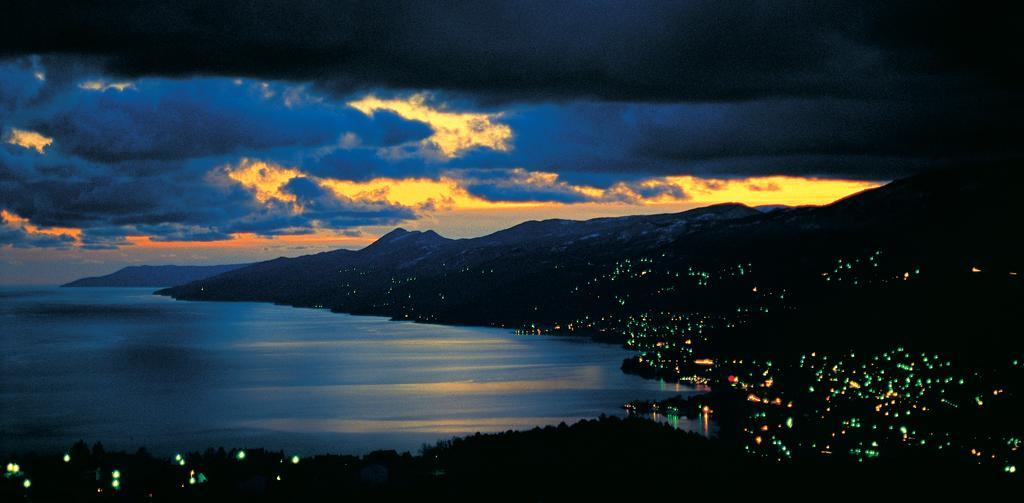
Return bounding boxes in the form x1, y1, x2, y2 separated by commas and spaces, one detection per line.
159, 166, 1022, 350
158, 203, 763, 320
63, 264, 251, 287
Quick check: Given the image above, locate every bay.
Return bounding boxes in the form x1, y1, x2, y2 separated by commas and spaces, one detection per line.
0, 286, 705, 456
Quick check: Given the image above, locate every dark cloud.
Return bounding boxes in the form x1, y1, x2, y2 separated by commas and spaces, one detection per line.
439, 97, 1022, 181
8, 78, 431, 163
2, 2, 1021, 182
2, 1, 1018, 103
135, 225, 236, 242
358, 111, 433, 147
0, 59, 43, 115
462, 181, 589, 204
450, 168, 688, 204
78, 227, 133, 250
0, 226, 75, 249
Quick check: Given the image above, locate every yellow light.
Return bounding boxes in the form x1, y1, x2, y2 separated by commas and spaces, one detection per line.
224, 159, 302, 205
663, 175, 880, 207
78, 80, 135, 92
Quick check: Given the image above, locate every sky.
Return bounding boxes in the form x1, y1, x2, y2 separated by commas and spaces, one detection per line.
1, 1, 1020, 284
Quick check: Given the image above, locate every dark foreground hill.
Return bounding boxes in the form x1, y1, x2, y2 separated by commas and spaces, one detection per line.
1, 416, 1011, 501
63, 264, 250, 287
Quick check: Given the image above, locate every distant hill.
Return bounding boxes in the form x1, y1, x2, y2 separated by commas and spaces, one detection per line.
63, 264, 251, 287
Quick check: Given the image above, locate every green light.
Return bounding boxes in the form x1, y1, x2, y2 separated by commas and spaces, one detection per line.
111, 479, 120, 489
112, 470, 121, 479
291, 455, 300, 464
174, 453, 182, 462
785, 417, 793, 428
899, 426, 908, 435
236, 450, 246, 461
189, 476, 196, 485
63, 453, 71, 462
178, 459, 185, 466
23, 479, 31, 489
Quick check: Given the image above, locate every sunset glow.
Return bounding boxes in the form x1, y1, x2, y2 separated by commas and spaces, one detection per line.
3, 170, 880, 256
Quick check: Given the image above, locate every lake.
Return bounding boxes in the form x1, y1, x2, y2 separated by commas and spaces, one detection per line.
0, 286, 705, 456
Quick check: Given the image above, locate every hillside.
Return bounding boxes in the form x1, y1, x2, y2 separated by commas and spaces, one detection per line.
159, 166, 1022, 350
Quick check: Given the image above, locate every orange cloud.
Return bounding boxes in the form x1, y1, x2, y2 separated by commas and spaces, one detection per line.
5, 128, 53, 154
1, 210, 82, 239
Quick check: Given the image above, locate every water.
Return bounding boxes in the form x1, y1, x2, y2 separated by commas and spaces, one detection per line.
1, 287, 705, 456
